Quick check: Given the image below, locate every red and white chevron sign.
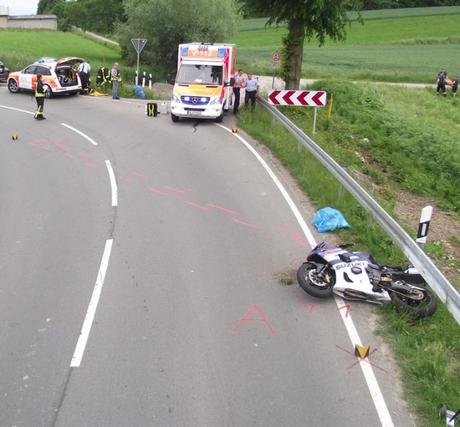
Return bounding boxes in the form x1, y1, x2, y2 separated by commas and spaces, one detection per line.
268, 90, 327, 107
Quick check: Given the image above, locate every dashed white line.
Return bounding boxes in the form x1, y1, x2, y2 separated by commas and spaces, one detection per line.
0, 104, 34, 115
70, 239, 113, 367
61, 123, 98, 146
216, 123, 395, 427
105, 160, 118, 207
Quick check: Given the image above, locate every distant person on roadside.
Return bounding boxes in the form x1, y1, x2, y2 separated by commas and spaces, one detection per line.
243, 73, 259, 110
232, 69, 245, 114
451, 76, 458, 96
78, 59, 91, 94
111, 62, 121, 100
34, 73, 46, 120
436, 69, 447, 95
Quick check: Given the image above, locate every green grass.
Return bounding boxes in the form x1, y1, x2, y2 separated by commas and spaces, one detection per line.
240, 7, 460, 30
237, 100, 460, 426
0, 29, 121, 71
232, 9, 460, 82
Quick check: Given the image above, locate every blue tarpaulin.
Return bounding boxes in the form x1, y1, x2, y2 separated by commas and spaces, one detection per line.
133, 85, 146, 99
312, 207, 351, 233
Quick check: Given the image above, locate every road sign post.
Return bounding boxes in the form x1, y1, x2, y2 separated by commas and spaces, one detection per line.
131, 38, 148, 85
268, 90, 327, 134
271, 51, 280, 89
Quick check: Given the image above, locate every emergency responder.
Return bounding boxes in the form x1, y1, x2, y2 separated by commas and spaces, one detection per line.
111, 62, 121, 99
78, 59, 91, 94
243, 73, 259, 110
34, 73, 46, 120
232, 69, 245, 114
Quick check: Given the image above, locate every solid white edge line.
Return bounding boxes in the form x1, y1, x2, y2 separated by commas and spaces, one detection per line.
70, 239, 113, 367
0, 104, 34, 115
216, 123, 395, 427
105, 160, 118, 207
61, 123, 98, 146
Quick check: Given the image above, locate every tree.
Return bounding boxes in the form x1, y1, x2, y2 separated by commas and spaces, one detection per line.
37, 0, 62, 14
239, 0, 362, 89
117, 0, 239, 75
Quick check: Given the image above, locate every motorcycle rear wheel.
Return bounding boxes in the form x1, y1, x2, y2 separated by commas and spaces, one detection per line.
297, 262, 334, 298
390, 283, 437, 318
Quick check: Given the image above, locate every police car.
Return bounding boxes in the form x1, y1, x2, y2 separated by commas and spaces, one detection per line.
7, 57, 83, 97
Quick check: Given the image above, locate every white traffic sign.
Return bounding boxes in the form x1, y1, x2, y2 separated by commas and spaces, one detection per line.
131, 38, 148, 85
131, 38, 148, 54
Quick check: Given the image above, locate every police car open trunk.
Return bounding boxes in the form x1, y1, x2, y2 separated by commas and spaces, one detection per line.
170, 43, 236, 122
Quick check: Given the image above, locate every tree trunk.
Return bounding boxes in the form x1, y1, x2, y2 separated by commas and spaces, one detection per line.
282, 16, 305, 90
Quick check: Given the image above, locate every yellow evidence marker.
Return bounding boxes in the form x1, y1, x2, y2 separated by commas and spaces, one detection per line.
355, 344, 370, 359
12, 133, 18, 141
232, 127, 238, 133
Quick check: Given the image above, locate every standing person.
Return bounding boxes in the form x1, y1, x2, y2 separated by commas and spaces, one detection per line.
34, 73, 46, 120
436, 69, 447, 95
111, 63, 121, 100
452, 77, 458, 96
232, 69, 245, 114
78, 59, 91, 94
243, 73, 259, 110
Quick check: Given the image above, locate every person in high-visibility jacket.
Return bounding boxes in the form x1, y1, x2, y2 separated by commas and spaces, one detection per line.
34, 73, 46, 120
111, 62, 121, 100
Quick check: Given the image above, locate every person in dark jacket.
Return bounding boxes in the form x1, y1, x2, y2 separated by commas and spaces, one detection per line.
34, 74, 46, 120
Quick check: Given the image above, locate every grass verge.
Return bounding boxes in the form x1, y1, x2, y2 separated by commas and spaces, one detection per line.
236, 100, 460, 427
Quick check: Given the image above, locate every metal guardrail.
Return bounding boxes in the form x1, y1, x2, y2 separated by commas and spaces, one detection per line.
258, 96, 460, 324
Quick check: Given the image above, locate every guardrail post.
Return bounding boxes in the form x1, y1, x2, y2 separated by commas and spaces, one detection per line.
149, 74, 152, 90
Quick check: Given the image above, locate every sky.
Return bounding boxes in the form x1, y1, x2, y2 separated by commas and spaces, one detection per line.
1, 0, 39, 15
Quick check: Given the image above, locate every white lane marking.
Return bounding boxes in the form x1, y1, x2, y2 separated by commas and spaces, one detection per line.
0, 104, 34, 115
216, 123, 394, 427
70, 239, 113, 367
215, 124, 316, 247
105, 160, 118, 207
61, 123, 98, 146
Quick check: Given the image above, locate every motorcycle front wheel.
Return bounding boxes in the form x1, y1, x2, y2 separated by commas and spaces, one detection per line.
390, 282, 437, 318
297, 262, 334, 298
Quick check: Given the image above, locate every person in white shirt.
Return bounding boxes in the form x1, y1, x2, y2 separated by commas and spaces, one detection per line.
78, 59, 91, 94
232, 69, 245, 114
243, 73, 259, 110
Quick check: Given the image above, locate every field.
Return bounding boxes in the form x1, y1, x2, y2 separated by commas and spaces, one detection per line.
232, 8, 460, 82
0, 29, 121, 71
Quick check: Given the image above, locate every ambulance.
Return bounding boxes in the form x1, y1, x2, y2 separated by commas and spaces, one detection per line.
170, 43, 236, 123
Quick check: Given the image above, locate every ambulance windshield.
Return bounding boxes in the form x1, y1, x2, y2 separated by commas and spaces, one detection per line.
177, 64, 223, 85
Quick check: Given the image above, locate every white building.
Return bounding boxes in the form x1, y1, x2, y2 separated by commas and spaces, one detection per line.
0, 5, 57, 30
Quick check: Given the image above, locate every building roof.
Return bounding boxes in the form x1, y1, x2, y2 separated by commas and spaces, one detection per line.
8, 15, 57, 20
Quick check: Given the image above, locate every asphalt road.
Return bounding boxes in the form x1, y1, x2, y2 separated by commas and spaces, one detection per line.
0, 89, 414, 427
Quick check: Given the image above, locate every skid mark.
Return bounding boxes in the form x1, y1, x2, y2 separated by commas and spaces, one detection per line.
83, 161, 99, 169
164, 186, 187, 195
185, 200, 209, 211
231, 217, 260, 229
148, 186, 168, 196
206, 203, 239, 217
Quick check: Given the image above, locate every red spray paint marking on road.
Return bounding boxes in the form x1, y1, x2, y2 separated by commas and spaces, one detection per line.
118, 175, 132, 182
83, 161, 98, 169
77, 151, 91, 158
54, 141, 69, 151
233, 305, 275, 335
132, 171, 149, 180
185, 200, 209, 211
65, 152, 78, 159
337, 304, 352, 318
149, 186, 168, 196
231, 217, 260, 229
164, 186, 187, 195
206, 203, 239, 217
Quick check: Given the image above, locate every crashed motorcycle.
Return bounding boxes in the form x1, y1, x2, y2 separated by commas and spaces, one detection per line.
297, 242, 437, 318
